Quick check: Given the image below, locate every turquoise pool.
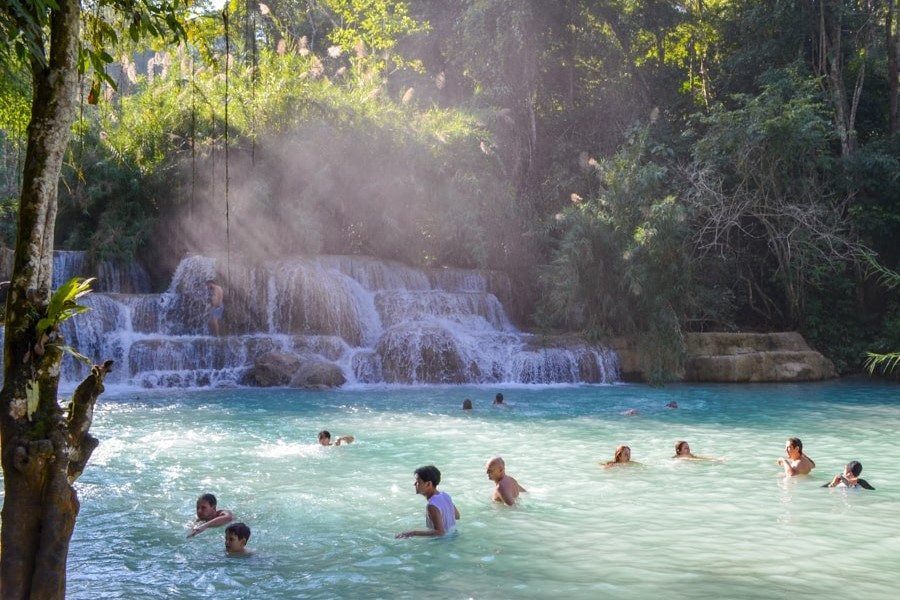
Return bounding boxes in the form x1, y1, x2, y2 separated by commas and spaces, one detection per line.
31, 381, 900, 598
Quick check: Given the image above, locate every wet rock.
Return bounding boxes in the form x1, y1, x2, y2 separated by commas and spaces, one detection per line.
376, 324, 466, 383
289, 358, 346, 389
246, 351, 302, 387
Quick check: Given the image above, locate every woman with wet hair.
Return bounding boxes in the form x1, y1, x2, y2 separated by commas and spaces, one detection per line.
602, 445, 636, 468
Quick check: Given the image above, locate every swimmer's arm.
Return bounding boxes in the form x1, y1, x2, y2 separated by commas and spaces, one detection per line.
454, 504, 460, 520
335, 435, 355, 446
396, 505, 446, 538
777, 458, 798, 476
188, 509, 234, 537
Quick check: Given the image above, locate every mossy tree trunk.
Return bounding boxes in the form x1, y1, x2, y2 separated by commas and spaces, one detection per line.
0, 2, 110, 598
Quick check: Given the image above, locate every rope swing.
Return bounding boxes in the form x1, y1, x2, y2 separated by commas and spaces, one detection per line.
222, 7, 232, 282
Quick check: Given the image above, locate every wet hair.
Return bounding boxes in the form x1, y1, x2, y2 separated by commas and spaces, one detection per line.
414, 465, 441, 487
462, 399, 473, 409
226, 522, 251, 541
846, 461, 862, 477
494, 393, 504, 403
198, 493, 217, 507
614, 445, 630, 463
318, 430, 331, 440
675, 441, 689, 455
787, 437, 803, 453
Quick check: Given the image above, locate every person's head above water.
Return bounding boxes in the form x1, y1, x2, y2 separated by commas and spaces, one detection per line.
225, 522, 251, 554
413, 465, 441, 490
196, 493, 218, 520
318, 430, 332, 445
845, 460, 863, 478
614, 445, 631, 463
494, 393, 504, 405
485, 456, 506, 482
675, 441, 691, 456
462, 399, 473, 410
785, 437, 803, 457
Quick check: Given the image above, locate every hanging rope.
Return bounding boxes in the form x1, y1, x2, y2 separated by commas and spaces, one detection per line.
190, 57, 196, 222
223, 8, 232, 283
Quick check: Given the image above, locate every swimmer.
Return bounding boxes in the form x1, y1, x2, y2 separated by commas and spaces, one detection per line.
665, 401, 678, 409
673, 440, 697, 459
188, 493, 234, 537
673, 440, 722, 461
602, 445, 637, 468
462, 399, 473, 410
318, 430, 354, 446
485, 456, 527, 506
396, 465, 460, 538
823, 461, 875, 490
225, 522, 253, 556
493, 393, 506, 407
776, 437, 815, 476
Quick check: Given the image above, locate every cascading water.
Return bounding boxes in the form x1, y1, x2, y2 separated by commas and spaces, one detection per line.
13, 252, 619, 388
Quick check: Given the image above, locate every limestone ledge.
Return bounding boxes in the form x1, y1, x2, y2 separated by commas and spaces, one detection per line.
608, 332, 837, 383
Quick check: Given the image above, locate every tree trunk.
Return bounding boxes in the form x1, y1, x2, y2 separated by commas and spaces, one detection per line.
888, 0, 898, 135
0, 2, 89, 599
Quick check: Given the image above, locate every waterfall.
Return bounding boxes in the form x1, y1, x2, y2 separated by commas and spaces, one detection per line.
14, 253, 619, 388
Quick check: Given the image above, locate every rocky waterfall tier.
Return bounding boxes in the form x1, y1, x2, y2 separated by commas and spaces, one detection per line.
28, 253, 619, 388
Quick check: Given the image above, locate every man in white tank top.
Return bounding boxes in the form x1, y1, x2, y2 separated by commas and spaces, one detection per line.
396, 465, 460, 538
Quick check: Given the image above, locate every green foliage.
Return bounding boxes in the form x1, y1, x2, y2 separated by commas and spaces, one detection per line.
37, 276, 94, 338
538, 128, 695, 382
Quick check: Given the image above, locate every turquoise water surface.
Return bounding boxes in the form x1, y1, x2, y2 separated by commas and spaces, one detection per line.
31, 381, 900, 598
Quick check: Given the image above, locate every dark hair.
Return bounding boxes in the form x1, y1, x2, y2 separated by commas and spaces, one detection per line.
414, 465, 441, 487
226, 522, 251, 541
318, 430, 331, 440
494, 393, 504, 403
198, 493, 217, 507
675, 441, 688, 454
847, 461, 862, 477
462, 399, 473, 409
787, 437, 803, 453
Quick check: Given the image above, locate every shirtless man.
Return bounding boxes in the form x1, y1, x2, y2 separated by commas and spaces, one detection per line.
777, 437, 815, 476
206, 279, 224, 336
485, 456, 526, 506
188, 493, 234, 537
318, 430, 354, 446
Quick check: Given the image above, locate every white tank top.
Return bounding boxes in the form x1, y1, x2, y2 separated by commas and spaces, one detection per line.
426, 491, 457, 533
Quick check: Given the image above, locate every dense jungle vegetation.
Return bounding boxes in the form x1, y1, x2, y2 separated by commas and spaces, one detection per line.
1, 0, 898, 376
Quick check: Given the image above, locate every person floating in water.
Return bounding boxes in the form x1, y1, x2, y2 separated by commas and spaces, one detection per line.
318, 430, 354, 446
188, 493, 234, 537
777, 437, 815, 476
673, 440, 722, 461
823, 460, 875, 490
602, 445, 637, 468
225, 522, 253, 556
462, 399, 473, 410
396, 465, 459, 538
206, 279, 224, 337
485, 456, 526, 506
665, 401, 678, 409
493, 393, 506, 407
